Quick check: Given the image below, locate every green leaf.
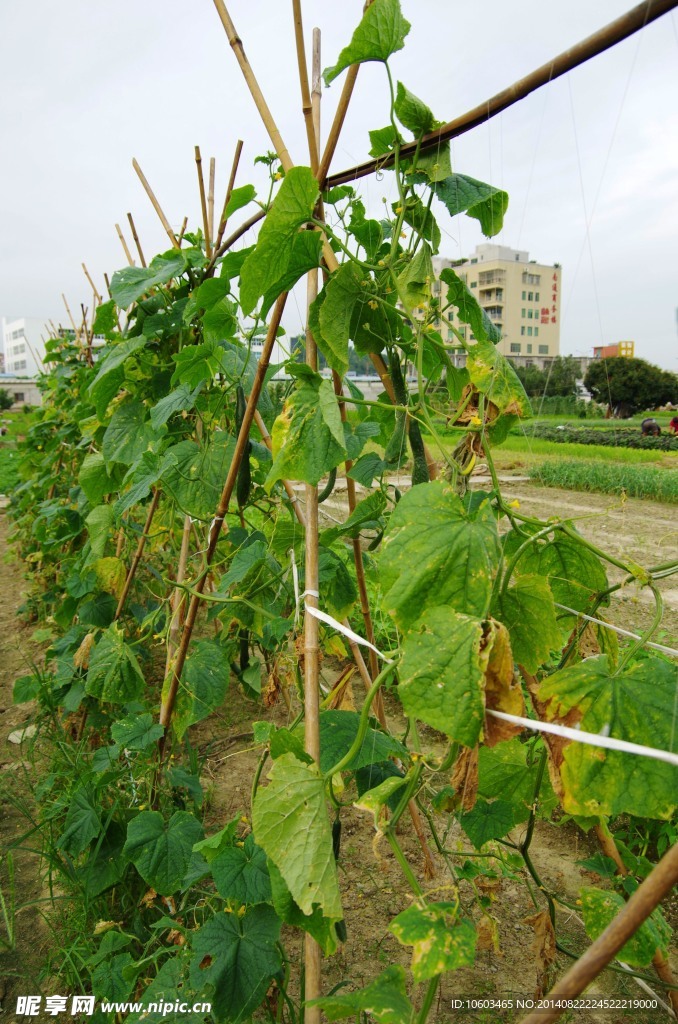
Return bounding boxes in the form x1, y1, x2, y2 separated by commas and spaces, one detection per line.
425, 173, 509, 237
111, 712, 164, 751
318, 710, 407, 775
13, 674, 40, 704
308, 966, 413, 1023
538, 656, 678, 819
580, 888, 670, 967
261, 231, 322, 318
477, 738, 558, 824
102, 399, 163, 468
380, 481, 501, 628
266, 372, 346, 488
212, 834, 271, 906
111, 250, 187, 308
114, 453, 162, 516
510, 530, 609, 617
394, 82, 438, 136
460, 798, 516, 848
390, 902, 476, 981
398, 608, 485, 746
92, 300, 119, 337
89, 336, 147, 390
123, 810, 204, 896
344, 419, 381, 461
85, 625, 145, 704
321, 489, 387, 544
317, 547, 357, 620
189, 906, 281, 1023
394, 196, 441, 253
79, 453, 121, 506
323, 0, 411, 85
348, 452, 386, 486
126, 956, 197, 1024
150, 382, 202, 430
192, 817, 240, 864
161, 433, 236, 521
268, 861, 338, 956
397, 242, 433, 308
91, 952, 136, 1002
312, 263, 366, 375
492, 575, 560, 673
224, 183, 257, 219
90, 365, 125, 420
58, 787, 101, 856
440, 268, 501, 344
466, 339, 531, 416
368, 125, 403, 158
85, 504, 114, 560
252, 752, 342, 919
172, 640, 231, 740
239, 167, 319, 316
171, 339, 232, 388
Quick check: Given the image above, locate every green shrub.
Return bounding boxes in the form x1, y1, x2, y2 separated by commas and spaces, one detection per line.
529, 460, 678, 503
517, 424, 678, 451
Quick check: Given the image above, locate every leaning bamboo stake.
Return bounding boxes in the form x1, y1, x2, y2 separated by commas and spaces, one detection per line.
215, 139, 244, 252
127, 212, 146, 267
520, 841, 678, 1024
62, 294, 80, 343
114, 489, 161, 620
115, 223, 135, 266
194, 146, 212, 258
177, 216, 189, 245
292, 0, 318, 173
82, 263, 102, 305
165, 513, 193, 676
208, 157, 216, 244
157, 294, 288, 756
132, 158, 179, 249
316, 65, 360, 186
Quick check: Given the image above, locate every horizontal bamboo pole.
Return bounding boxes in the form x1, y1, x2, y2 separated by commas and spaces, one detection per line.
326, 0, 678, 188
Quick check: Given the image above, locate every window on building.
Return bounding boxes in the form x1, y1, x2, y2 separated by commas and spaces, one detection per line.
510, 343, 521, 353
535, 292, 539, 301
528, 291, 533, 300
470, 281, 477, 288
521, 326, 525, 336
527, 327, 533, 337
538, 345, 548, 354
521, 308, 525, 318
521, 290, 526, 300
527, 344, 532, 353
534, 328, 539, 337
13, 392, 24, 402
527, 309, 532, 319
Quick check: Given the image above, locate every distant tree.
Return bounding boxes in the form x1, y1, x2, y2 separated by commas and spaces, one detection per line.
512, 364, 547, 397
544, 356, 580, 397
0, 388, 13, 411
584, 357, 678, 417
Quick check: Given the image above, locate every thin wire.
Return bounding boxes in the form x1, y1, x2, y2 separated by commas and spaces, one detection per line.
554, 601, 678, 658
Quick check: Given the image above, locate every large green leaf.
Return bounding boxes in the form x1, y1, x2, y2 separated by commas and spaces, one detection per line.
89, 336, 147, 389
580, 888, 671, 967
189, 906, 281, 1023
440, 268, 501, 345
321, 489, 387, 545
150, 382, 202, 430
317, 547, 358, 620
266, 370, 346, 488
268, 860, 339, 956
537, 656, 678, 818
171, 339, 233, 388
380, 482, 501, 628
172, 639, 231, 740
397, 243, 433, 308
318, 710, 407, 775
466, 338, 531, 416
126, 956, 197, 1024
102, 399, 164, 469
92, 299, 119, 338
111, 250, 188, 308
460, 798, 516, 849
394, 82, 438, 136
58, 787, 101, 856
161, 433, 236, 521
86, 625, 145, 703
79, 453, 121, 506
509, 530, 609, 617
85, 504, 114, 559
261, 231, 322, 319
477, 738, 558, 824
308, 966, 413, 1023
324, 0, 411, 84
123, 810, 204, 896
427, 174, 509, 237
224, 183, 257, 219
211, 834, 271, 906
492, 575, 561, 673
311, 262, 366, 376
111, 712, 164, 751
239, 167, 319, 316
252, 753, 342, 919
398, 608, 485, 746
390, 902, 476, 981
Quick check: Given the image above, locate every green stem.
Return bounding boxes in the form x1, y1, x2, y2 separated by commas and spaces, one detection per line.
384, 829, 423, 897
323, 660, 399, 780
415, 976, 440, 1024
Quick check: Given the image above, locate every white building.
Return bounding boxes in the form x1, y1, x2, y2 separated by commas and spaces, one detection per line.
1, 317, 47, 377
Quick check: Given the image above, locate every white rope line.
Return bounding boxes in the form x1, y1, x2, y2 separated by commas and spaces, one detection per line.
307, 604, 678, 768
304, 604, 394, 664
554, 602, 678, 658
486, 709, 678, 768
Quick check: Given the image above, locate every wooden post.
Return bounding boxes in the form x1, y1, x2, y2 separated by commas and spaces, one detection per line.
114, 489, 161, 620
208, 156, 216, 244
82, 263, 102, 305
115, 223, 135, 266
177, 216, 188, 245
127, 212, 146, 267
194, 145, 212, 258
215, 139, 244, 251
132, 158, 179, 248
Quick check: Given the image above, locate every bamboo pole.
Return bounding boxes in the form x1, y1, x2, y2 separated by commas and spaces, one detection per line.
195, 146, 212, 258
132, 158, 179, 248
292, 0, 318, 173
326, 0, 678, 189
61, 294, 80, 343
103, 273, 112, 299
115, 223, 135, 266
156, 294, 288, 754
177, 217, 189, 245
519, 842, 678, 1024
208, 156, 216, 244
82, 263, 102, 305
215, 139, 244, 251
127, 212, 146, 268
165, 513, 193, 675
114, 489, 161, 620
316, 65, 359, 186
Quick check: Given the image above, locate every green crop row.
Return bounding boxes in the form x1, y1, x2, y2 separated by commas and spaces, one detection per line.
529, 459, 678, 504
499, 436, 665, 463
518, 424, 678, 451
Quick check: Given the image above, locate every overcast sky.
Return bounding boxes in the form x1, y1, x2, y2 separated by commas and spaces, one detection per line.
1, 1, 677, 369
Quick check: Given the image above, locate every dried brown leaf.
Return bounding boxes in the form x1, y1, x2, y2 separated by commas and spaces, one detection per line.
450, 746, 478, 811
524, 910, 556, 997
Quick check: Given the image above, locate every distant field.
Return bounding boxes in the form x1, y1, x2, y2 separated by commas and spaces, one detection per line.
0, 408, 37, 493
528, 459, 678, 504
497, 435, 668, 463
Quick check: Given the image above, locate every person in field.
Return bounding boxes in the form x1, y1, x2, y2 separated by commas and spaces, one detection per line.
641, 418, 661, 436
669, 416, 678, 434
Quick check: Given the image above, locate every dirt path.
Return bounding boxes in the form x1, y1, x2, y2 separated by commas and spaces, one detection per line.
0, 512, 50, 1014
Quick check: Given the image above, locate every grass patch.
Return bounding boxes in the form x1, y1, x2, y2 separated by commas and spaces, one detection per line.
500, 436, 667, 464
517, 423, 678, 451
0, 449, 19, 494
528, 460, 678, 504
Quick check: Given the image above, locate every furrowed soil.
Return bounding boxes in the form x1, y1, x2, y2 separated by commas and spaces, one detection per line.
1, 477, 676, 1023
